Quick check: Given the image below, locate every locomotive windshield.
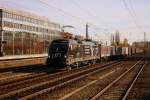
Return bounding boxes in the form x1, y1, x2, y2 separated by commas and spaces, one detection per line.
49, 40, 68, 53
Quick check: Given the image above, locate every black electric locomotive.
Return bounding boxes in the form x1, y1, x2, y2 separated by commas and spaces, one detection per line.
46, 39, 100, 68
46, 39, 143, 68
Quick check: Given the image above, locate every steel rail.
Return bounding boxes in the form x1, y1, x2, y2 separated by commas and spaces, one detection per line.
0, 61, 120, 99
18, 62, 122, 100
122, 62, 146, 100
0, 61, 114, 94
90, 59, 142, 100
58, 70, 116, 100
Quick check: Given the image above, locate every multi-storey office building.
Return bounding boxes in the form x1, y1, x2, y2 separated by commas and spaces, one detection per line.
0, 7, 62, 56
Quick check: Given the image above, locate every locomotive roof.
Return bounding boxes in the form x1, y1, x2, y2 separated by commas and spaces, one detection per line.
52, 39, 98, 46
68, 39, 98, 46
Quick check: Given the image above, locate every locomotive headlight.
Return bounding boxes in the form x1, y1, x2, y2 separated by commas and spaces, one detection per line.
64, 55, 67, 58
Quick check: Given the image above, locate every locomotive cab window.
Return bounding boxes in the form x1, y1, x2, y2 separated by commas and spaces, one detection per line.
49, 40, 68, 54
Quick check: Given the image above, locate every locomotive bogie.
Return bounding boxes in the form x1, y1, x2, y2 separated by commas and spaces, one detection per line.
66, 56, 100, 65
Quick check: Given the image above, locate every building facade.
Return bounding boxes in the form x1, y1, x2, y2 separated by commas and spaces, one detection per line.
0, 7, 62, 56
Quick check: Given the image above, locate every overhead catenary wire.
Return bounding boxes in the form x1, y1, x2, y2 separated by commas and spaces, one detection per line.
38, 0, 90, 24
70, 0, 110, 31
37, 0, 140, 43
70, 0, 97, 22
122, 0, 143, 33
128, 0, 137, 18
70, 0, 112, 42
37, 0, 98, 35
38, 0, 110, 31
128, 0, 144, 33
128, 0, 143, 31
38, 0, 138, 43
38, 0, 112, 42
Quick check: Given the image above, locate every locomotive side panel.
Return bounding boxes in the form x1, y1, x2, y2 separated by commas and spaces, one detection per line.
66, 40, 100, 66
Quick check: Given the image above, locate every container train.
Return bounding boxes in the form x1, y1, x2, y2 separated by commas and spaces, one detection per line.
46, 39, 143, 68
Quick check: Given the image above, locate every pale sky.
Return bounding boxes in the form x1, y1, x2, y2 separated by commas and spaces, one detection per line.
0, 0, 150, 44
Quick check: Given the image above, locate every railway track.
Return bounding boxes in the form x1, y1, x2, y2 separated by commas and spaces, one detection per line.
16, 61, 138, 99
0, 65, 55, 86
0, 56, 144, 100
124, 60, 150, 100
0, 61, 108, 84
0, 61, 110, 86
17, 58, 141, 100
90, 59, 145, 100
55, 59, 143, 100
0, 61, 119, 99
18, 61, 125, 100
